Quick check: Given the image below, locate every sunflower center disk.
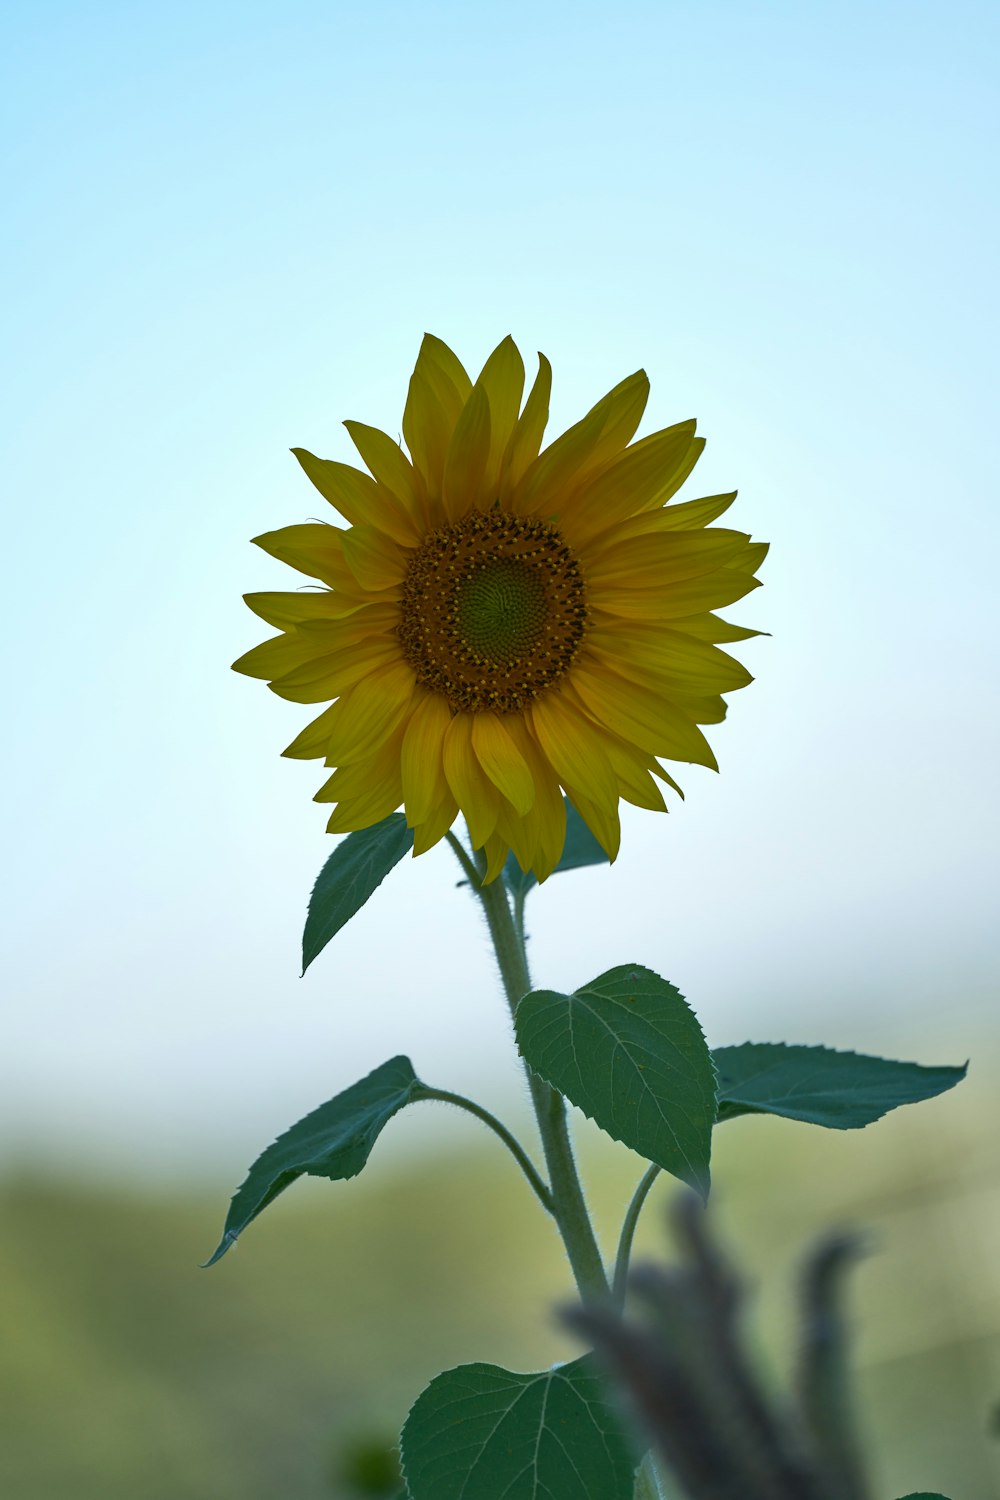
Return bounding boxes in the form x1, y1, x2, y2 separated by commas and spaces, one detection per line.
398, 510, 589, 713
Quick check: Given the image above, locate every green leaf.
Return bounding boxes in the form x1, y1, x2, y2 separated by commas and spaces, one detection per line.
302, 812, 414, 973
895, 1494, 952, 1498
515, 964, 716, 1196
503, 796, 609, 895
401, 1357, 635, 1500
713, 1042, 967, 1128
206, 1057, 425, 1265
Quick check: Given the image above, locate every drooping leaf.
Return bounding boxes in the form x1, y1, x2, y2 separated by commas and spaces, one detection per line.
516, 964, 716, 1195
302, 812, 414, 973
401, 1357, 635, 1500
503, 796, 610, 895
206, 1057, 425, 1265
713, 1042, 966, 1128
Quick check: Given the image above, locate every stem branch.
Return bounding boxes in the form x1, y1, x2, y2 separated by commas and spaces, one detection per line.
613, 1164, 662, 1303
418, 1087, 554, 1215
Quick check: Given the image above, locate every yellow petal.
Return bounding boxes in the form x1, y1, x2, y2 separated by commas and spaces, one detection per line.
340, 524, 408, 592
402, 335, 472, 494
560, 421, 698, 548
400, 692, 452, 826
243, 590, 365, 629
476, 336, 525, 495
480, 832, 511, 885
322, 660, 417, 766
569, 663, 718, 768
504, 715, 567, 879
583, 528, 750, 588
587, 626, 753, 693
442, 384, 491, 522
593, 569, 762, 620
291, 448, 418, 547
252, 524, 359, 592
669, 611, 765, 644
232, 631, 329, 681
343, 421, 426, 531
511, 370, 649, 518
442, 713, 500, 847
634, 492, 738, 533
325, 775, 403, 834
282, 703, 340, 760
411, 789, 460, 855
563, 785, 621, 860
471, 713, 534, 815
269, 638, 400, 703
528, 693, 619, 811
499, 352, 551, 500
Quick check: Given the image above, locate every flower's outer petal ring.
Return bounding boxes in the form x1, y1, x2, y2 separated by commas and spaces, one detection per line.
471, 713, 535, 815
402, 335, 472, 495
442, 384, 491, 522
343, 421, 426, 531
561, 421, 698, 548
499, 353, 552, 500
269, 638, 400, 703
476, 336, 526, 496
340, 524, 408, 592
442, 713, 501, 848
292, 448, 419, 547
511, 370, 649, 517
322, 661, 418, 767
400, 692, 453, 827
412, 790, 460, 856
252, 524, 359, 592
243, 590, 367, 629
586, 625, 753, 694
582, 528, 750, 588
570, 663, 719, 769
594, 569, 762, 620
528, 694, 619, 813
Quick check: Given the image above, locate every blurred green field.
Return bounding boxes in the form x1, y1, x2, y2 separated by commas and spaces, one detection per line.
2, 1075, 998, 1500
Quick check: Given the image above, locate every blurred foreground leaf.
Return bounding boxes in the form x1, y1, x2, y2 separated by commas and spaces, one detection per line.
401, 1357, 634, 1500
516, 964, 716, 1195
503, 796, 609, 895
206, 1057, 424, 1265
302, 813, 413, 973
714, 1043, 966, 1128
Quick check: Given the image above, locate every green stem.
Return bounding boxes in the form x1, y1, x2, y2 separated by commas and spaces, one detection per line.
472, 865, 610, 1304
613, 1164, 662, 1303
418, 1086, 554, 1216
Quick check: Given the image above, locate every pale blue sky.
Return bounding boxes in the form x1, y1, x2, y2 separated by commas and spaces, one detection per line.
2, 1, 997, 1174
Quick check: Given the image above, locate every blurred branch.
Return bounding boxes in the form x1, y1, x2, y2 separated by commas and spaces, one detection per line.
565, 1195, 874, 1500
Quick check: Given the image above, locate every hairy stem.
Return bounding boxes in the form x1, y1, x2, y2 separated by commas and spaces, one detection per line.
465, 858, 609, 1304
418, 1087, 554, 1216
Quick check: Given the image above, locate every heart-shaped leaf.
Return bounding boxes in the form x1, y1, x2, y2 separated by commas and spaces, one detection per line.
401, 1357, 635, 1500
516, 964, 716, 1195
713, 1042, 966, 1128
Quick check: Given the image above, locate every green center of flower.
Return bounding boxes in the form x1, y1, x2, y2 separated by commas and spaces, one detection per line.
398, 509, 589, 714
454, 558, 549, 662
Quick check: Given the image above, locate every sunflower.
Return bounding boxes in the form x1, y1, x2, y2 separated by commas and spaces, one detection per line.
234, 335, 767, 882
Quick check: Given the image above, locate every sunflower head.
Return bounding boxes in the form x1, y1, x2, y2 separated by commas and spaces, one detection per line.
234, 334, 767, 882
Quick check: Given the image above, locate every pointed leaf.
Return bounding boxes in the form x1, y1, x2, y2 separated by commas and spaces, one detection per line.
303, 812, 414, 973
515, 964, 716, 1195
206, 1057, 425, 1264
401, 1357, 635, 1500
503, 795, 610, 895
713, 1042, 967, 1128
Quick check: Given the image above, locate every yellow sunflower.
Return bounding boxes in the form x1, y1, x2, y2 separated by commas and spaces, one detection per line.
234, 334, 767, 882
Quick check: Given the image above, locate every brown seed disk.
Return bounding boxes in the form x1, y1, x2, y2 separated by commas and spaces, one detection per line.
397, 509, 589, 714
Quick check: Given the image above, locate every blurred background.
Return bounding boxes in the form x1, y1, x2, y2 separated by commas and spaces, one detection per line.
2, 1, 998, 1496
